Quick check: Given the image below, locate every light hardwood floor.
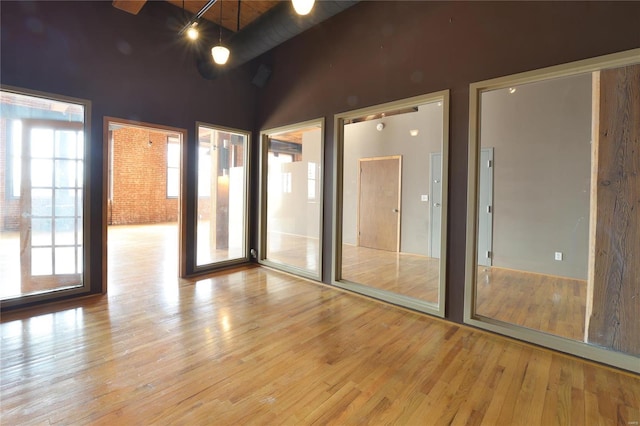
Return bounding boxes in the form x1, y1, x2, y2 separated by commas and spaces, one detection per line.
476, 267, 587, 342
1, 224, 639, 424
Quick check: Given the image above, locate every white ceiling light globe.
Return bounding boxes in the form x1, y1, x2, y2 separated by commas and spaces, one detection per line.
211, 45, 230, 65
292, 0, 315, 15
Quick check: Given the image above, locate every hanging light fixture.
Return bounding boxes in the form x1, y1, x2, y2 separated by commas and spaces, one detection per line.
186, 22, 199, 40
292, 0, 315, 15
212, 0, 230, 65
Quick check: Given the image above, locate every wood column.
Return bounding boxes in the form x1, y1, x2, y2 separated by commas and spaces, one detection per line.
586, 64, 640, 356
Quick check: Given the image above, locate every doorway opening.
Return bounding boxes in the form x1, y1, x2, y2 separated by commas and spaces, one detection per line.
105, 118, 186, 293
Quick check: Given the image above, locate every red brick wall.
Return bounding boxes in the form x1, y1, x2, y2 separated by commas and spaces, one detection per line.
0, 118, 20, 231
109, 127, 179, 225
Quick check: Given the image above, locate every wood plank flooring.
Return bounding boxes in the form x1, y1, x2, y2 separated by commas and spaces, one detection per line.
476, 267, 587, 342
1, 224, 639, 424
342, 244, 440, 304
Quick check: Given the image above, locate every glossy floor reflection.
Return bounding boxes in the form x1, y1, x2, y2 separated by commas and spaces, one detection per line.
342, 244, 440, 304
1, 224, 638, 424
476, 267, 586, 341
266, 232, 320, 274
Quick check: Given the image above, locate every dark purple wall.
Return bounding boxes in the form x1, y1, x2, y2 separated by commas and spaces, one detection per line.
254, 1, 640, 322
0, 1, 258, 298
2, 1, 639, 316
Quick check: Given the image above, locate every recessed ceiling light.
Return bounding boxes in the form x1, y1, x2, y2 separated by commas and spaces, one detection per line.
509, 87, 517, 94
410, 129, 419, 137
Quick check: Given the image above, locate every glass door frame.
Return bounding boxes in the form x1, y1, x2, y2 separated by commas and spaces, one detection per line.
0, 86, 92, 309
258, 118, 325, 281
464, 48, 640, 373
332, 91, 450, 318
192, 122, 251, 273
103, 117, 188, 280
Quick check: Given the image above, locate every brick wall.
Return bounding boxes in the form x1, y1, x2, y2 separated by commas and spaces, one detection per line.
109, 127, 179, 225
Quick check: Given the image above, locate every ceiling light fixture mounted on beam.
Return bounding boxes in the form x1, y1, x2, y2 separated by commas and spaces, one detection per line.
178, 0, 218, 37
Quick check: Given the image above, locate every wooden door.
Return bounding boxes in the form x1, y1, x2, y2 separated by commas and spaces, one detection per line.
357, 156, 401, 252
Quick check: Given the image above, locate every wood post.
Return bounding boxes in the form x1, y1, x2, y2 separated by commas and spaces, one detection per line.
586, 64, 640, 356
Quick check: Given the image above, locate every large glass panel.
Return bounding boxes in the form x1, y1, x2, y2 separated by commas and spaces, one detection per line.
465, 49, 640, 372
0, 88, 88, 305
259, 119, 324, 280
195, 124, 249, 268
335, 92, 449, 317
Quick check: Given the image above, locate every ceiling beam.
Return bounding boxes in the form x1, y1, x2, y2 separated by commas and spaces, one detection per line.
178, 0, 218, 35
112, 0, 147, 15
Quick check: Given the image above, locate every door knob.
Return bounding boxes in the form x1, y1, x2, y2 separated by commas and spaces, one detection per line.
392, 208, 399, 213
433, 203, 441, 207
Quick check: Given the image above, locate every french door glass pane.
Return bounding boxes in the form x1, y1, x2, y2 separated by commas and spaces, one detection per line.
195, 125, 248, 267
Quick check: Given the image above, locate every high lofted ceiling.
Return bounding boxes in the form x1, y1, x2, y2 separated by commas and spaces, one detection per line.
167, 0, 280, 32
113, 0, 281, 32
112, 0, 359, 79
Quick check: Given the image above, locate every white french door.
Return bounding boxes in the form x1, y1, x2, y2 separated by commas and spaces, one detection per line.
19, 120, 84, 295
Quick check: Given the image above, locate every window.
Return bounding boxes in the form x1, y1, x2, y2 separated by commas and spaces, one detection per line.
166, 136, 180, 198
307, 162, 317, 201
195, 124, 250, 268
334, 91, 450, 318
5, 120, 22, 199
465, 48, 640, 372
1, 87, 90, 307
259, 119, 324, 281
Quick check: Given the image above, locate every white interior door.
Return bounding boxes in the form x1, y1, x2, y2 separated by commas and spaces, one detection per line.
20, 120, 84, 294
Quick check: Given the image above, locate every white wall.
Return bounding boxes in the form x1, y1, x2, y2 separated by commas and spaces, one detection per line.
480, 73, 592, 279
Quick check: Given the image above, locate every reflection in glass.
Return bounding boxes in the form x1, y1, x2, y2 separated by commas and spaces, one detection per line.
477, 74, 592, 341
0, 89, 86, 302
338, 94, 448, 315
262, 122, 323, 278
195, 125, 248, 267
469, 54, 639, 370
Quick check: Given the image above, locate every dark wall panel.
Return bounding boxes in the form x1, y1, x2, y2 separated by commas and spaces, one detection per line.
1, 1, 258, 299
254, 1, 640, 322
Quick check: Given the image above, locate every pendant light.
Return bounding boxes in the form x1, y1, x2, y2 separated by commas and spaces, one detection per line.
212, 0, 230, 65
292, 0, 315, 15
